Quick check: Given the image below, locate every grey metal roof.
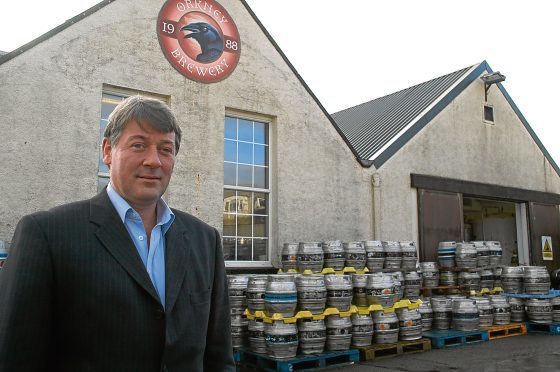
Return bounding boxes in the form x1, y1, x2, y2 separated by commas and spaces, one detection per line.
331, 64, 474, 163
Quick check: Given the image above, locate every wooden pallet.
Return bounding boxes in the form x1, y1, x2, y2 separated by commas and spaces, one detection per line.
357, 338, 431, 361
483, 323, 527, 339
423, 329, 489, 349
525, 322, 560, 335
238, 349, 359, 372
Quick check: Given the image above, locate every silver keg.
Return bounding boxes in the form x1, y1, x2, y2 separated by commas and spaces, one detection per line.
231, 314, 248, 350
322, 240, 345, 271
400, 241, 418, 270
404, 271, 422, 301
452, 299, 480, 331
420, 262, 440, 288
455, 242, 477, 269
366, 273, 395, 308
490, 295, 511, 325
264, 274, 298, 317
364, 240, 385, 270
493, 266, 503, 289
248, 318, 266, 354
326, 315, 352, 351
247, 275, 268, 312
396, 307, 423, 340
431, 297, 453, 330
439, 270, 458, 286
325, 274, 353, 311
264, 320, 298, 358
508, 297, 526, 322
297, 242, 324, 273
438, 241, 457, 268
343, 241, 366, 270
351, 313, 374, 347
383, 241, 402, 269
352, 273, 369, 307
473, 241, 490, 268
486, 241, 503, 266
298, 318, 326, 354
501, 266, 524, 293
523, 266, 551, 295
458, 271, 481, 292
227, 274, 249, 310
281, 243, 299, 271
419, 297, 433, 331
479, 269, 494, 290
392, 271, 404, 303
525, 298, 553, 324
296, 274, 327, 315
552, 296, 560, 323
373, 311, 399, 344
473, 297, 493, 327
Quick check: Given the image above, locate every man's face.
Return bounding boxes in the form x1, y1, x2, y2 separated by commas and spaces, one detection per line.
102, 120, 176, 210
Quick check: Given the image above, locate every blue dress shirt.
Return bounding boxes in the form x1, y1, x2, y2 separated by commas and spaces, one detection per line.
106, 183, 175, 308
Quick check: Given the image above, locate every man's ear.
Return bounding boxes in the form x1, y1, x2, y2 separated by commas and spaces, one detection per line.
101, 138, 112, 168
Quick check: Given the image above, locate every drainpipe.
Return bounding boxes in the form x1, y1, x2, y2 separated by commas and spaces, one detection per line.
371, 173, 381, 239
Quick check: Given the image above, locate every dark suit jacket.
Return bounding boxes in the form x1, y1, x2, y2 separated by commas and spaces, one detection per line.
0, 191, 235, 371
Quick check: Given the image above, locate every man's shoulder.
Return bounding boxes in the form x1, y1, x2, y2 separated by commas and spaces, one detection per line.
24, 196, 97, 223
170, 209, 217, 234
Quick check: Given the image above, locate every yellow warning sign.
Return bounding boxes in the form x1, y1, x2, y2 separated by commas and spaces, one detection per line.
542, 236, 553, 261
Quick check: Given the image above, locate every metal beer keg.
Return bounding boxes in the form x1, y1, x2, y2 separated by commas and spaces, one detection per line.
373, 311, 399, 344
458, 271, 481, 292
248, 319, 266, 354
452, 299, 480, 331
525, 298, 553, 324
473, 297, 494, 327
493, 266, 503, 289
326, 315, 352, 351
325, 274, 353, 311
264, 320, 298, 358
296, 274, 327, 314
400, 241, 418, 270
479, 269, 494, 290
455, 242, 477, 269
523, 266, 551, 295
343, 241, 366, 270
552, 296, 560, 323
298, 318, 326, 354
486, 241, 503, 266
392, 271, 404, 302
508, 297, 526, 322
383, 241, 402, 269
396, 307, 423, 340
297, 242, 324, 273
231, 314, 248, 350
490, 295, 511, 325
351, 313, 374, 347
352, 273, 369, 307
246, 275, 268, 312
366, 273, 395, 308
227, 274, 249, 309
420, 262, 439, 288
404, 271, 422, 301
431, 297, 453, 330
264, 274, 298, 317
281, 243, 299, 271
438, 241, 456, 268
364, 240, 385, 270
322, 240, 345, 271
439, 270, 458, 286
419, 298, 433, 331
501, 266, 524, 293
473, 241, 490, 268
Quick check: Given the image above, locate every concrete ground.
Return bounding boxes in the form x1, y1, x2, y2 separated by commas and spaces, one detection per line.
330, 334, 560, 372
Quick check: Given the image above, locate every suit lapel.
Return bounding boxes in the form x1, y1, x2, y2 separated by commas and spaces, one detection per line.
164, 219, 189, 313
89, 191, 161, 305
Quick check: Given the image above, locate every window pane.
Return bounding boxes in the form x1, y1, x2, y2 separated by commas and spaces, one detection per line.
254, 144, 267, 166
253, 239, 268, 261
224, 140, 237, 162
224, 163, 236, 186
223, 189, 236, 212
238, 142, 253, 164
223, 237, 236, 260
223, 213, 236, 236
238, 164, 252, 187
237, 215, 252, 237
237, 191, 253, 214
254, 216, 267, 237
238, 119, 253, 142
254, 121, 267, 144
254, 192, 268, 215
225, 116, 237, 139
254, 166, 267, 189
237, 238, 252, 261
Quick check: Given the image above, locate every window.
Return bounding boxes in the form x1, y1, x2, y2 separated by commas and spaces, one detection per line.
223, 116, 270, 264
483, 104, 494, 123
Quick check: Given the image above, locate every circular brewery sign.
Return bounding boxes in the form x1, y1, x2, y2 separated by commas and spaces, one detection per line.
157, 0, 241, 83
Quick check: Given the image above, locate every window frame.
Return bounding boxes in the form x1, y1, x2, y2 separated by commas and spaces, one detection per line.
483, 104, 495, 124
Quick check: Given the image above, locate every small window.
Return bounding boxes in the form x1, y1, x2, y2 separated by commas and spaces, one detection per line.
483, 105, 494, 123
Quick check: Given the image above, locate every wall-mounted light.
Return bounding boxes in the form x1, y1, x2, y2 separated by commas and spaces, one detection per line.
480, 71, 506, 102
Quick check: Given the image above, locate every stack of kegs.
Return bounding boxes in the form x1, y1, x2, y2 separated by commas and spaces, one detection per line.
486, 241, 503, 266
479, 269, 494, 290
508, 297, 526, 322
400, 241, 418, 269
351, 273, 368, 307
351, 313, 374, 347
366, 273, 395, 308
490, 295, 511, 325
281, 243, 298, 271
364, 240, 384, 270
473, 297, 493, 327
473, 241, 490, 267
264, 274, 298, 317
404, 271, 422, 301
265, 320, 299, 358
525, 298, 553, 324
383, 241, 402, 269
451, 299, 480, 331
297, 242, 324, 273
295, 274, 327, 314
344, 241, 366, 270
227, 275, 250, 349
523, 266, 551, 295
298, 318, 326, 354
373, 311, 399, 344
501, 266, 524, 293
419, 298, 433, 331
431, 297, 453, 330
437, 241, 456, 268
322, 240, 345, 270
396, 307, 423, 340
325, 274, 353, 311
326, 315, 352, 351
420, 262, 440, 288
455, 242, 477, 269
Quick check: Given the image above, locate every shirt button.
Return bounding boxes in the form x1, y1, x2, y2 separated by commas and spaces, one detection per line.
139, 236, 144, 241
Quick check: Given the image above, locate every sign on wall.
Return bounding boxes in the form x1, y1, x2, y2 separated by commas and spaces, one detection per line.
157, 0, 241, 83
542, 235, 553, 261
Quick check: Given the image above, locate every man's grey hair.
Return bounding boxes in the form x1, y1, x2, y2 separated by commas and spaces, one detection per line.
104, 95, 182, 153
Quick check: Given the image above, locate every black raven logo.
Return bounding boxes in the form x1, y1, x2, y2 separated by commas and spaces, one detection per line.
181, 22, 224, 63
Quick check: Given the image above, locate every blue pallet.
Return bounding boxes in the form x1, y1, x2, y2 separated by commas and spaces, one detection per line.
239, 349, 359, 372
525, 321, 560, 335
502, 289, 560, 299
423, 329, 489, 349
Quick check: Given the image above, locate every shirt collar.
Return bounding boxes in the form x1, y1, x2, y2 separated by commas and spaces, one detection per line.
106, 183, 175, 233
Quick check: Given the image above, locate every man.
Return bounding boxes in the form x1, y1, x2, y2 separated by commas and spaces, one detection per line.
0, 95, 235, 371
